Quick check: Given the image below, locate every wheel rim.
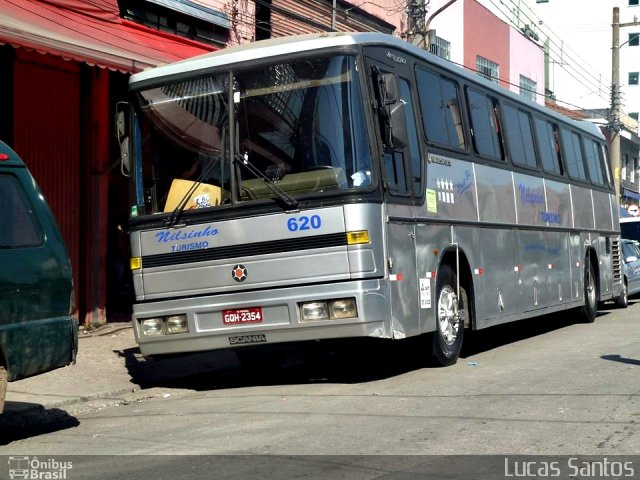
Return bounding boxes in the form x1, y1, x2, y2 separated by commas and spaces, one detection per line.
438, 285, 460, 346
586, 267, 596, 309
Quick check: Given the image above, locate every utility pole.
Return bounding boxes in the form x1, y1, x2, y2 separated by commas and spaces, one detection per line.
611, 6, 640, 206
407, 0, 427, 47
612, 7, 622, 206
331, 0, 336, 30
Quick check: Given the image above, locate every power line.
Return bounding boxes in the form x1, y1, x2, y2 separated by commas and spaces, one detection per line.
447, 57, 595, 112
496, 0, 611, 104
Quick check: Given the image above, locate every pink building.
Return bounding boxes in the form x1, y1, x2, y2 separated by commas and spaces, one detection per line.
426, 0, 545, 105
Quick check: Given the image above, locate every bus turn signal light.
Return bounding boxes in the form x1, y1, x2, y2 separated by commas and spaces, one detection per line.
346, 230, 370, 245
130, 257, 142, 270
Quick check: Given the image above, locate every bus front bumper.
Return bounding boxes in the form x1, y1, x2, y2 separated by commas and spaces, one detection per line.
133, 279, 390, 357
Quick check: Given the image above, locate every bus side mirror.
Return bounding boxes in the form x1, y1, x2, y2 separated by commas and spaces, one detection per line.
380, 73, 407, 148
388, 100, 408, 149
381, 73, 398, 105
115, 103, 131, 177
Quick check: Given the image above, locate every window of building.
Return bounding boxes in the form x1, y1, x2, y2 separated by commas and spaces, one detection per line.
519, 75, 537, 102
560, 128, 587, 181
416, 67, 466, 149
429, 34, 451, 60
466, 88, 503, 160
121, 0, 230, 46
630, 0, 639, 7
503, 105, 537, 169
630, 33, 640, 46
624, 155, 638, 183
630, 112, 639, 121
629, 72, 639, 85
476, 56, 500, 84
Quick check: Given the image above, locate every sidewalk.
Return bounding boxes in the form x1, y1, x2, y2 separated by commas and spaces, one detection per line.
2, 322, 240, 416
3, 323, 142, 415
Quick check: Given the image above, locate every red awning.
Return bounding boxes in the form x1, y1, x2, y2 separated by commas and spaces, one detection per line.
0, 0, 216, 73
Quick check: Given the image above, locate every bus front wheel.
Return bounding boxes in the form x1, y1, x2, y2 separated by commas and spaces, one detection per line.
431, 264, 465, 366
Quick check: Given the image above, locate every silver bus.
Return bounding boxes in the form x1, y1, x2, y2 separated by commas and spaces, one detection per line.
123, 33, 623, 366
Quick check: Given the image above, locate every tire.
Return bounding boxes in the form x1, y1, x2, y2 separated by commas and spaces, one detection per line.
0, 366, 7, 414
431, 264, 465, 366
616, 280, 629, 309
580, 260, 598, 323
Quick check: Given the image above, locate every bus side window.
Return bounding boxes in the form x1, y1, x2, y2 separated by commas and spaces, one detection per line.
503, 104, 538, 169
601, 143, 612, 187
560, 127, 587, 181
399, 78, 422, 195
384, 150, 408, 194
583, 137, 606, 186
466, 88, 504, 161
415, 67, 466, 149
534, 118, 563, 176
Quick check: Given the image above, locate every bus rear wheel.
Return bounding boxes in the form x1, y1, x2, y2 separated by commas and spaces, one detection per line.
580, 260, 598, 323
431, 264, 465, 366
616, 280, 629, 309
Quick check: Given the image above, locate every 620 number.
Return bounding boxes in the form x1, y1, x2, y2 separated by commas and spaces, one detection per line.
287, 215, 322, 232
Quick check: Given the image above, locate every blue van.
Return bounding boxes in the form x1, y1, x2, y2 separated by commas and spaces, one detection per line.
0, 141, 78, 413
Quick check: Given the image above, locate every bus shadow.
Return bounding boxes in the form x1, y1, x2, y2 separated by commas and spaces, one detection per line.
117, 337, 428, 391
118, 308, 606, 391
0, 404, 79, 445
460, 308, 611, 358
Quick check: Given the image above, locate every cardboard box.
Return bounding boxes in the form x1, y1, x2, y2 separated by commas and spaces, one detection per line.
163, 179, 222, 212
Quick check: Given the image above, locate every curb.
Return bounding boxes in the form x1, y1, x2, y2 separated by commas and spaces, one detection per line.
79, 323, 133, 338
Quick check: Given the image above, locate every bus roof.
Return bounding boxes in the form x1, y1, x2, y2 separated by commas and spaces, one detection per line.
129, 32, 603, 139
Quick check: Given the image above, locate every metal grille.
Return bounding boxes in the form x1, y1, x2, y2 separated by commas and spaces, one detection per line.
476, 56, 499, 84
612, 239, 622, 282
519, 75, 537, 102
142, 232, 348, 268
429, 35, 451, 60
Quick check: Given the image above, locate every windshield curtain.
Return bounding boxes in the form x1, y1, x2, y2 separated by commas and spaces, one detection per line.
234, 55, 373, 202
136, 74, 230, 215
133, 54, 372, 216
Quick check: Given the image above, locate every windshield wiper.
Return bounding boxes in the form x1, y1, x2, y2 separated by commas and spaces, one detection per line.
234, 153, 299, 210
165, 155, 221, 228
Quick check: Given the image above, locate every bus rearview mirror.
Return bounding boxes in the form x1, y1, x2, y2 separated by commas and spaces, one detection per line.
389, 100, 408, 149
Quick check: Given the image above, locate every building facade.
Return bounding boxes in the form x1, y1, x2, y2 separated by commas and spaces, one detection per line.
422, 0, 545, 105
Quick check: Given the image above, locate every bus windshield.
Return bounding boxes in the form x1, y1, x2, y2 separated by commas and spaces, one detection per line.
134, 54, 373, 215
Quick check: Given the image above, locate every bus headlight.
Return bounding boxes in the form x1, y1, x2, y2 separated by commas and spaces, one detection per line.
166, 314, 189, 334
329, 298, 357, 319
301, 302, 329, 321
141, 318, 164, 336
300, 298, 357, 321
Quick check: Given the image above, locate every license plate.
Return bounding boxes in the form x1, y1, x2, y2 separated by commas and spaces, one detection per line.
223, 307, 263, 325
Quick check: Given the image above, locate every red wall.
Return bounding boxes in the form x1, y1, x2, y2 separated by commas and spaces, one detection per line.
464, 0, 510, 88
13, 50, 81, 297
